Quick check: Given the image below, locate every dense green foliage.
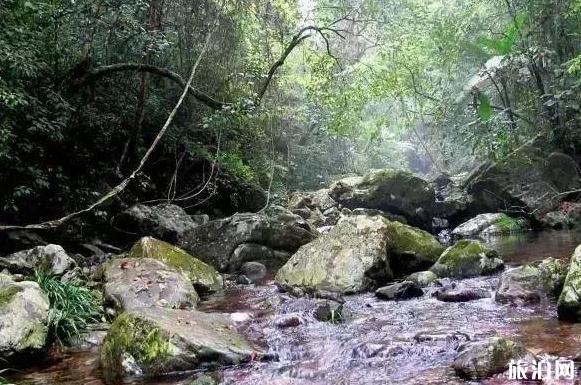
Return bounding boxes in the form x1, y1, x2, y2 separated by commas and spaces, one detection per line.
0, 0, 579, 223
32, 271, 102, 345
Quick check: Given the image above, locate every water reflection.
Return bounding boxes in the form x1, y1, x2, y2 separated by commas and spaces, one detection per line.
484, 230, 581, 265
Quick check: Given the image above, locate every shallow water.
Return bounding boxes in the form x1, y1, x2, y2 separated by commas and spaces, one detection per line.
7, 231, 581, 385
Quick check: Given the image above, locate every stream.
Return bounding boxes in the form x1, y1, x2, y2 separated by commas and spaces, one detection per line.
8, 230, 581, 385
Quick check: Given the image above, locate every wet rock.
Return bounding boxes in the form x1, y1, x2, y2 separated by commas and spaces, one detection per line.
231, 243, 291, 271
435, 288, 490, 302
558, 244, 581, 321
430, 240, 504, 279
375, 281, 423, 301
236, 275, 253, 285
100, 307, 261, 383
406, 271, 438, 288
275, 215, 393, 294
189, 374, 219, 385
453, 337, 532, 380
329, 169, 436, 230
179, 208, 316, 272
0, 273, 49, 359
452, 213, 505, 237
128, 237, 222, 294
115, 203, 202, 243
351, 208, 408, 225
102, 257, 199, 311
0, 244, 76, 276
384, 220, 444, 277
240, 262, 267, 283
496, 258, 567, 304
274, 314, 302, 328
313, 300, 343, 322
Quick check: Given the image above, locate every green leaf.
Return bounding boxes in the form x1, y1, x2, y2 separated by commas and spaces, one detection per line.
478, 93, 492, 122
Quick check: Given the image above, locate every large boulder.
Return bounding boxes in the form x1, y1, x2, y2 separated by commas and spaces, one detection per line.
329, 169, 436, 229
0, 274, 49, 359
496, 258, 567, 304
102, 258, 199, 311
115, 204, 206, 244
288, 189, 341, 227
100, 308, 260, 383
385, 220, 444, 277
178, 207, 317, 271
466, 149, 581, 220
430, 240, 504, 279
0, 244, 76, 276
558, 245, 581, 321
128, 237, 222, 294
453, 337, 532, 380
275, 215, 393, 294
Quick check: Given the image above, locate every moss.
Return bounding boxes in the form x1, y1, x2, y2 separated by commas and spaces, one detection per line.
129, 237, 222, 293
18, 323, 47, 350
431, 239, 501, 278
0, 285, 23, 307
437, 240, 487, 268
387, 221, 444, 261
101, 312, 172, 384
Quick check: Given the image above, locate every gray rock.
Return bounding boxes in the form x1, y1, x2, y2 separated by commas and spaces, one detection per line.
496, 258, 566, 305
430, 240, 504, 279
102, 257, 199, 311
435, 288, 490, 302
0, 244, 76, 275
329, 169, 436, 230
100, 307, 262, 383
0, 274, 49, 358
453, 337, 533, 380
558, 245, 581, 321
451, 213, 506, 237
375, 281, 423, 301
115, 204, 200, 243
231, 243, 289, 271
313, 300, 343, 322
240, 262, 267, 282
275, 215, 393, 294
406, 271, 438, 288
179, 209, 317, 272
274, 314, 302, 328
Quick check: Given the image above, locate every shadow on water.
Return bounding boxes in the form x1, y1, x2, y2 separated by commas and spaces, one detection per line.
7, 230, 581, 385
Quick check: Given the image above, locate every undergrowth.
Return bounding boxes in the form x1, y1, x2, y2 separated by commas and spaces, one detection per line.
31, 271, 102, 345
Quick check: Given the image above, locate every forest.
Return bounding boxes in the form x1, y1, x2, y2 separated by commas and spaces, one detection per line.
0, 0, 580, 384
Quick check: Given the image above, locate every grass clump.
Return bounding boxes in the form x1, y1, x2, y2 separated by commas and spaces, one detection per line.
494, 215, 528, 233
31, 271, 102, 345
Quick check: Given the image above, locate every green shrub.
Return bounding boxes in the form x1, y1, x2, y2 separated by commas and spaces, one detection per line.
31, 271, 102, 345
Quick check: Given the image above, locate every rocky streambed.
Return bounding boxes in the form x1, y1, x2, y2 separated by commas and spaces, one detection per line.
7, 231, 581, 385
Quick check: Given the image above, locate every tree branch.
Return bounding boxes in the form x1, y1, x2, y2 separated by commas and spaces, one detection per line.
79, 63, 228, 110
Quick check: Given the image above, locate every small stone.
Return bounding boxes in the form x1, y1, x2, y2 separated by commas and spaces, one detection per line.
313, 300, 343, 322
274, 314, 302, 328
435, 288, 490, 302
375, 281, 423, 301
240, 261, 267, 283
236, 275, 253, 285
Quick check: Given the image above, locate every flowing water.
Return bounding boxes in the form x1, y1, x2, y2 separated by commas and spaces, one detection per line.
7, 231, 581, 385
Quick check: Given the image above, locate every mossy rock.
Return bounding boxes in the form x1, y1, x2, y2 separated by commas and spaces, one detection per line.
558, 245, 581, 321
386, 221, 445, 276
453, 337, 532, 380
406, 271, 438, 287
100, 308, 261, 384
129, 237, 223, 294
431, 240, 504, 279
0, 277, 49, 358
